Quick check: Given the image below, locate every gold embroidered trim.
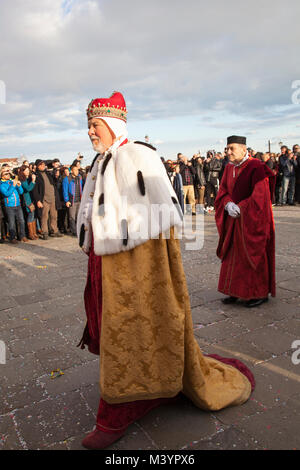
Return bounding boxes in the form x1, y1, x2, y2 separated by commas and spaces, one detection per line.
87, 102, 127, 122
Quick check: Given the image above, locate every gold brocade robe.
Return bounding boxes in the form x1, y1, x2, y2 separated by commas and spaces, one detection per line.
100, 229, 251, 410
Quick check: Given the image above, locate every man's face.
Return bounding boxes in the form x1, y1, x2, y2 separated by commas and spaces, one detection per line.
37, 162, 46, 172
262, 153, 269, 162
226, 144, 247, 164
180, 155, 188, 164
88, 118, 115, 154
53, 161, 60, 169
281, 146, 288, 155
293, 145, 300, 154
71, 166, 79, 177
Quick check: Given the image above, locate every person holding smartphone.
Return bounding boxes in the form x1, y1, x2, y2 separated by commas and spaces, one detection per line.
0, 167, 28, 243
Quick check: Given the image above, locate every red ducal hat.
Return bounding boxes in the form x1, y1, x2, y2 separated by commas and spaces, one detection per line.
87, 91, 127, 122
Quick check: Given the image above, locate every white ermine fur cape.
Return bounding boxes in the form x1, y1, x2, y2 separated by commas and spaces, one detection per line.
77, 141, 183, 256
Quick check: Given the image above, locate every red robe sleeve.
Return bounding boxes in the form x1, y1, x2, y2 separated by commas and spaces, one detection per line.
215, 165, 235, 260
215, 164, 233, 236
237, 178, 274, 270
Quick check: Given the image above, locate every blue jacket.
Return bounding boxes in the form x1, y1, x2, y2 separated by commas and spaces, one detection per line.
21, 179, 36, 213
62, 175, 83, 204
0, 179, 24, 207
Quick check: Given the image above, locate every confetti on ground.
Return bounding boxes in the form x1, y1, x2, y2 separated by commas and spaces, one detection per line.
50, 369, 64, 379
194, 324, 205, 329
36, 265, 48, 269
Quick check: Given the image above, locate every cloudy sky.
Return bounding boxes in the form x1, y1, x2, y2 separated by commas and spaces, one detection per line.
1, 0, 300, 164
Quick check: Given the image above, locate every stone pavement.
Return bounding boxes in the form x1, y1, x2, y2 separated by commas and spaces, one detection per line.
0, 207, 300, 450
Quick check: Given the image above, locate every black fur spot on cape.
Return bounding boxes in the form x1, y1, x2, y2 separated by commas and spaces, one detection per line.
121, 219, 128, 246
137, 171, 146, 196
171, 197, 184, 220
90, 153, 100, 173
101, 153, 112, 175
134, 141, 156, 151
99, 193, 105, 216
79, 224, 85, 247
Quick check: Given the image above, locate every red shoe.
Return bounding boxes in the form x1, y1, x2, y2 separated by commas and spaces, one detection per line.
81, 429, 125, 450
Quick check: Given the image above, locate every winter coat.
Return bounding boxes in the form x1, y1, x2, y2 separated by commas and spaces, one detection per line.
62, 175, 83, 204
0, 179, 23, 207
21, 179, 35, 213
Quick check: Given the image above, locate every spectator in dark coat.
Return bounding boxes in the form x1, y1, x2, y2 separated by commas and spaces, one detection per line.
31, 159, 63, 240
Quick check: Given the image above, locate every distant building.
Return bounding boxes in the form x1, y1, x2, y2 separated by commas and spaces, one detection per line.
0, 158, 18, 168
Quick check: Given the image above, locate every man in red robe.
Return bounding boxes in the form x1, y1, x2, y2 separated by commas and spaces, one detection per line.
215, 135, 276, 308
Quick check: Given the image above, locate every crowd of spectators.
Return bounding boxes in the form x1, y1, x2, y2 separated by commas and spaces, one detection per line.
0, 155, 88, 244
162, 144, 300, 215
0, 144, 299, 244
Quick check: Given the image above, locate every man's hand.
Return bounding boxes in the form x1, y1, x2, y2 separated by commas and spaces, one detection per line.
81, 246, 90, 255
32, 174, 36, 183
66, 201, 71, 208
225, 201, 240, 218
37, 201, 43, 208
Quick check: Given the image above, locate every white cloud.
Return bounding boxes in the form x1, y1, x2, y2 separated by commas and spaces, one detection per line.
0, 0, 300, 160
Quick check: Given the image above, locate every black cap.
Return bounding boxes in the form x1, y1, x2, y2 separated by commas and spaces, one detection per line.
227, 135, 247, 145
35, 159, 44, 167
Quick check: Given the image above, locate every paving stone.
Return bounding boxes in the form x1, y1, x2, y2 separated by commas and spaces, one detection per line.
80, 383, 100, 415
197, 288, 225, 303
13, 291, 51, 306
191, 305, 227, 326
1, 208, 300, 450
191, 426, 261, 450
234, 326, 295, 356
277, 277, 300, 293
4, 303, 47, 321
43, 440, 69, 450
210, 337, 274, 365
14, 391, 94, 448
2, 320, 46, 342
250, 353, 300, 405
236, 400, 300, 450
276, 287, 300, 301
0, 296, 18, 311
38, 312, 83, 331
138, 398, 218, 450
229, 312, 276, 331
1, 379, 47, 414
271, 318, 300, 337
59, 323, 86, 344
0, 353, 45, 388
276, 270, 299, 283
39, 360, 99, 396
34, 345, 86, 373
109, 423, 158, 450
0, 415, 24, 450
9, 330, 68, 356
213, 397, 265, 426
194, 319, 248, 344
